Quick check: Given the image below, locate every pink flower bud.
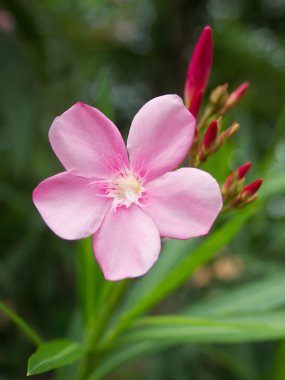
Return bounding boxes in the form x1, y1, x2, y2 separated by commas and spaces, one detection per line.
241, 178, 263, 197
203, 120, 218, 149
223, 82, 249, 111
184, 26, 213, 117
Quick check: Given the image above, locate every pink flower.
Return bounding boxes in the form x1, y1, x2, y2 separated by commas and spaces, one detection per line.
33, 95, 222, 281
184, 26, 213, 117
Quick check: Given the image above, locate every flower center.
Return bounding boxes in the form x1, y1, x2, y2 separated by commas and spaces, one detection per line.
107, 172, 144, 210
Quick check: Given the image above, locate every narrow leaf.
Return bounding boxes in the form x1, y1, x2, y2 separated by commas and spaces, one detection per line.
0, 300, 42, 345
119, 312, 285, 345
27, 339, 84, 376
186, 271, 285, 316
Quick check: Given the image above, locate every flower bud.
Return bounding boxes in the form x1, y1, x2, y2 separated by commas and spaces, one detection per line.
241, 178, 263, 198
220, 82, 249, 114
237, 162, 252, 179
184, 26, 213, 117
209, 83, 229, 107
203, 120, 218, 149
225, 122, 240, 139
223, 162, 252, 189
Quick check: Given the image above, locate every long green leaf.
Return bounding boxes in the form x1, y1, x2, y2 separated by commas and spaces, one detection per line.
119, 312, 285, 345
0, 300, 42, 346
90, 311, 285, 379
186, 271, 285, 316
27, 339, 85, 376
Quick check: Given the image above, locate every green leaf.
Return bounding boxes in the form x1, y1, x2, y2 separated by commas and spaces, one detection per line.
119, 312, 285, 346
186, 271, 285, 317
27, 339, 85, 376
90, 310, 285, 379
0, 300, 42, 346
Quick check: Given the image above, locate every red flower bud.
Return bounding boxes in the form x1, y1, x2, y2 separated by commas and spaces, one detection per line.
184, 26, 213, 117
203, 120, 218, 149
223, 162, 251, 189
241, 178, 263, 197
237, 162, 251, 179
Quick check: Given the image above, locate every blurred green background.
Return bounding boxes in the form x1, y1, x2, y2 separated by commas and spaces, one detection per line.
0, 0, 285, 379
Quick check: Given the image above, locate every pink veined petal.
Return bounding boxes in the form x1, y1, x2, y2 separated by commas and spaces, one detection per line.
143, 167, 223, 239
33, 172, 111, 240
127, 95, 195, 181
49, 102, 129, 179
93, 205, 161, 281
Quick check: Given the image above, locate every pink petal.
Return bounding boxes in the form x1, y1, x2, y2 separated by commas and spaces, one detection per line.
127, 95, 195, 181
143, 168, 222, 239
49, 102, 128, 179
93, 206, 161, 281
184, 26, 213, 117
33, 172, 111, 240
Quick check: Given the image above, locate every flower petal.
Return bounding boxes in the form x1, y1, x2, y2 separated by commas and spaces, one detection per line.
93, 205, 161, 281
49, 102, 129, 179
143, 168, 222, 239
127, 95, 195, 181
33, 172, 111, 240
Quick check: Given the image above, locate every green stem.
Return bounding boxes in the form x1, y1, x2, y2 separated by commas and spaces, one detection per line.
76, 280, 130, 380
0, 300, 42, 346
88, 279, 129, 351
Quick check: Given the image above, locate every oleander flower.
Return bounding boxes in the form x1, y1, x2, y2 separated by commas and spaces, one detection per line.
33, 95, 222, 280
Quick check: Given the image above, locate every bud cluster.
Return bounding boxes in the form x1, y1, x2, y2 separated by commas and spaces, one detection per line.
184, 25, 262, 210
191, 119, 240, 166
222, 163, 263, 210
197, 82, 249, 132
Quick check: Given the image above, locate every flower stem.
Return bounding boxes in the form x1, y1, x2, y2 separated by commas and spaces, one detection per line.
76, 280, 129, 379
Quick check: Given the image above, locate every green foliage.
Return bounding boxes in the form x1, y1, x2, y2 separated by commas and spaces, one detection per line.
27, 340, 85, 376
186, 270, 285, 316
122, 313, 285, 345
